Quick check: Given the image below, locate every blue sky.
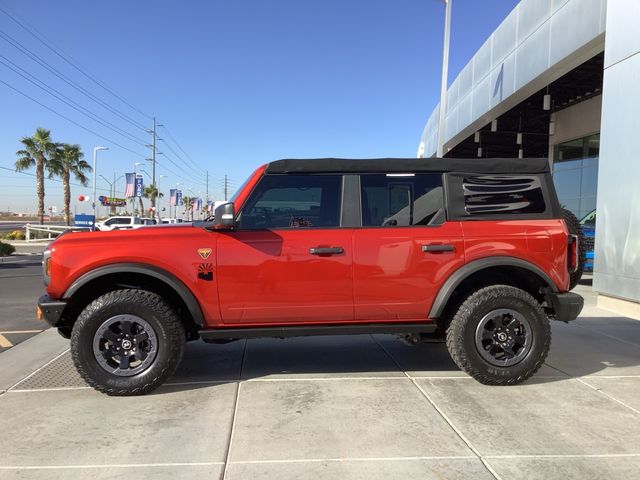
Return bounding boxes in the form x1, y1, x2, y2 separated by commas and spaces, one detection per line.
0, 0, 518, 214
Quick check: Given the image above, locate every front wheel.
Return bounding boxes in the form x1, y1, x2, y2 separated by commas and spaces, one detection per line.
446, 285, 550, 385
71, 289, 185, 396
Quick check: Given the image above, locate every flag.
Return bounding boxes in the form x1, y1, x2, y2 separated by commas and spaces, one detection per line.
192, 198, 202, 213
176, 190, 182, 206
169, 189, 177, 207
207, 201, 213, 212
134, 175, 144, 198
124, 173, 135, 197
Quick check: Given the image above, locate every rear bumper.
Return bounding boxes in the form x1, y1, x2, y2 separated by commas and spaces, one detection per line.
545, 291, 584, 322
37, 294, 67, 327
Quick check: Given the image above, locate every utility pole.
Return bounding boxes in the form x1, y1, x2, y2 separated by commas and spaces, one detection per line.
206, 170, 209, 202
224, 175, 228, 201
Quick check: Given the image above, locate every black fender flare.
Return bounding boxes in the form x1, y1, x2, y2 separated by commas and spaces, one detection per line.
64, 263, 204, 327
428, 256, 558, 319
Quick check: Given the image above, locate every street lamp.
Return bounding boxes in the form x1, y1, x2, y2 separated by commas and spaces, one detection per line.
99, 174, 114, 197
157, 175, 167, 219
92, 146, 109, 228
174, 182, 181, 219
436, 0, 452, 158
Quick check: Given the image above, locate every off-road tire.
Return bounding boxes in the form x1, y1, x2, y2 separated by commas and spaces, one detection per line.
71, 289, 185, 396
446, 285, 550, 385
561, 208, 586, 290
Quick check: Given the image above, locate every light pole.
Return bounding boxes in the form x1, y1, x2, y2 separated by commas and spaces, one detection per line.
174, 182, 181, 219
157, 174, 167, 219
92, 146, 108, 227
99, 174, 114, 197
436, 0, 452, 158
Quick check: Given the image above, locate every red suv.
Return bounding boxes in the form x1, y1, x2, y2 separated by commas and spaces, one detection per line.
38, 158, 583, 395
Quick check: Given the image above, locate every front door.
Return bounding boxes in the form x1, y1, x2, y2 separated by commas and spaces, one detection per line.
216, 173, 354, 324
353, 173, 465, 321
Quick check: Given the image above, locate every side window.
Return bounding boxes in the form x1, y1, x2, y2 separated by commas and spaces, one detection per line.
134, 218, 142, 224
463, 175, 546, 215
104, 219, 115, 226
239, 174, 342, 229
360, 173, 444, 227
116, 218, 129, 225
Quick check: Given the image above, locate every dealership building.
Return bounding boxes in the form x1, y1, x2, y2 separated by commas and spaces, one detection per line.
418, 0, 640, 314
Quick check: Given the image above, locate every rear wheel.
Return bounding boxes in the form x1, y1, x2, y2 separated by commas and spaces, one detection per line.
446, 285, 550, 385
71, 289, 185, 396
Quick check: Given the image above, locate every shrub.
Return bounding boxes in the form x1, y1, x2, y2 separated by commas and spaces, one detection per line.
3, 230, 26, 240
0, 241, 15, 256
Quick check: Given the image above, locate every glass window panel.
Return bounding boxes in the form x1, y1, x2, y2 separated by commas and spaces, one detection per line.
240, 174, 341, 229
360, 174, 444, 227
553, 168, 582, 198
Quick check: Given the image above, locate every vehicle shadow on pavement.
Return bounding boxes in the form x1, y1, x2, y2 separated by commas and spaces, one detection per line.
12, 321, 639, 395
158, 320, 640, 393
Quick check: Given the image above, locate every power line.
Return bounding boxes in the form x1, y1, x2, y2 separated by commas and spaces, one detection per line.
159, 125, 205, 171
0, 5, 153, 122
0, 78, 147, 158
0, 29, 149, 132
0, 165, 111, 192
0, 55, 148, 147
158, 137, 203, 174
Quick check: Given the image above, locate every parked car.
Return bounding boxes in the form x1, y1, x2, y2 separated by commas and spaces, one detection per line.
38, 157, 583, 395
94, 216, 144, 231
580, 209, 596, 272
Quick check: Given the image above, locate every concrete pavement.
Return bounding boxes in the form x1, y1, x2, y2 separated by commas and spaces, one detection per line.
0, 283, 639, 479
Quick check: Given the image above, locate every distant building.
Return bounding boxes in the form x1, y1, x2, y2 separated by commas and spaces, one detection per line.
418, 0, 639, 313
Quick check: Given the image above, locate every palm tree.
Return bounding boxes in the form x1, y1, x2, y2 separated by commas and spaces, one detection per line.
48, 144, 91, 225
15, 128, 57, 224
181, 195, 193, 221
143, 184, 163, 217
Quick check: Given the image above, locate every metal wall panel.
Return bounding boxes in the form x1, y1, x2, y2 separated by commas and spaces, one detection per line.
593, 0, 640, 303
418, 0, 607, 158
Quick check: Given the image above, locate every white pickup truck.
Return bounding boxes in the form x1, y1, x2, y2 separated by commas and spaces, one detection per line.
94, 216, 144, 231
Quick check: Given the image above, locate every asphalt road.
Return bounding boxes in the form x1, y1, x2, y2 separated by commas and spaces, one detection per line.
0, 255, 46, 352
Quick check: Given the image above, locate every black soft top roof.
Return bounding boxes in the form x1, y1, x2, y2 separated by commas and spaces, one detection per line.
266, 157, 550, 174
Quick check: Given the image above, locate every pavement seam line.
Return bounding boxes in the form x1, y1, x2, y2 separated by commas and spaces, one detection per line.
221, 339, 247, 480
0, 462, 226, 470
370, 335, 503, 480
545, 363, 640, 416
6, 347, 70, 391
229, 456, 479, 464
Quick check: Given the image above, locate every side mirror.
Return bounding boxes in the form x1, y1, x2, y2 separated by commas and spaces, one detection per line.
213, 202, 235, 229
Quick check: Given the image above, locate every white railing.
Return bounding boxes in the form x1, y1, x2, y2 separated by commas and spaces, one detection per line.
24, 224, 88, 242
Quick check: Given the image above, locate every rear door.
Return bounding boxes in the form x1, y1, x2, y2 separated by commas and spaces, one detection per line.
352, 173, 464, 321
216, 173, 354, 324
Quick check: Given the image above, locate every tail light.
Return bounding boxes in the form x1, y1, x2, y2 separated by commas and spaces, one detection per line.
568, 234, 579, 273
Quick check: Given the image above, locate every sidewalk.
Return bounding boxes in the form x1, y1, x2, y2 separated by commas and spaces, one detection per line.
0, 283, 639, 479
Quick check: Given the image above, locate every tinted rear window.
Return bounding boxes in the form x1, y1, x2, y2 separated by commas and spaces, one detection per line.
463, 175, 546, 215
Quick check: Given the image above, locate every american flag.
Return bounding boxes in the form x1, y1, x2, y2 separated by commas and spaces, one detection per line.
169, 189, 177, 206
124, 173, 135, 197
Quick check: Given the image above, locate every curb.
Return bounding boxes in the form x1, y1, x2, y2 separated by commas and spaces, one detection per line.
0, 328, 69, 391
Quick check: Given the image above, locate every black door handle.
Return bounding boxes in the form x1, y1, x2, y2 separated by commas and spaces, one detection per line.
422, 244, 455, 253
310, 247, 344, 255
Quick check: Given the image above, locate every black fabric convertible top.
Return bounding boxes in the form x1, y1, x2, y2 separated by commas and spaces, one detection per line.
266, 157, 550, 175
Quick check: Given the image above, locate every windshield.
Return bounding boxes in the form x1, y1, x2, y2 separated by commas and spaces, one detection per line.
580, 210, 596, 227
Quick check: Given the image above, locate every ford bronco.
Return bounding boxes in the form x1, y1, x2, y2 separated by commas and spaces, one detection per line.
38, 157, 583, 395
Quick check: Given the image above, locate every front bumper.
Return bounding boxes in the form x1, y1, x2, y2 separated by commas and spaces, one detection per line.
545, 291, 584, 322
37, 294, 67, 327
